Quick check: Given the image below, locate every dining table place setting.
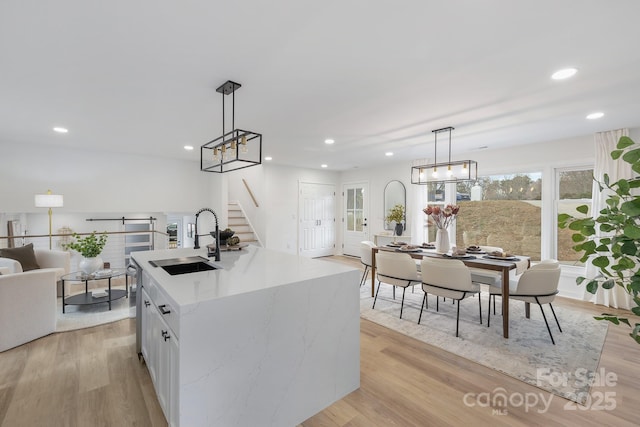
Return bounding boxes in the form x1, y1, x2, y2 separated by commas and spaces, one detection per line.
395, 244, 422, 253
483, 250, 520, 261
386, 241, 409, 248
465, 245, 486, 254
441, 247, 476, 259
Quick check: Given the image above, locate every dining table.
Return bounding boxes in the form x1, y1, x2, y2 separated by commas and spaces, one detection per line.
370, 245, 530, 339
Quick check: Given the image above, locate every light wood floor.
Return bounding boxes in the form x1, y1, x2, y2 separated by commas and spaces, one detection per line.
1, 256, 639, 426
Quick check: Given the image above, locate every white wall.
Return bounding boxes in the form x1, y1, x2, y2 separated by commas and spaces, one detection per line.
0, 141, 221, 213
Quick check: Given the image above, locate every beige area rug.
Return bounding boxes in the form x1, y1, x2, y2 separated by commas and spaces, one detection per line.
56, 290, 136, 332
360, 283, 608, 405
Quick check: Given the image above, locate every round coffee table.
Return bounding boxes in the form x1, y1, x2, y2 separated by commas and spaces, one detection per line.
61, 269, 128, 313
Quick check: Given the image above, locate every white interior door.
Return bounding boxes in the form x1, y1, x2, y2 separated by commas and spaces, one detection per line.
299, 183, 336, 258
343, 182, 369, 256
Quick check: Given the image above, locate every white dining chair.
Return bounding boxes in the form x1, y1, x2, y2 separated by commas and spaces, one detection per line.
487, 260, 562, 344
419, 258, 482, 337
359, 241, 376, 287
373, 251, 421, 319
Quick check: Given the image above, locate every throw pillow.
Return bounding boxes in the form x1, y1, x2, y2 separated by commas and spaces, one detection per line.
0, 243, 41, 271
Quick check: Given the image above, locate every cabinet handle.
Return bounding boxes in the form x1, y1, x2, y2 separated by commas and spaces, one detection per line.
161, 330, 168, 337
164, 334, 171, 342
159, 304, 171, 315
144, 300, 150, 307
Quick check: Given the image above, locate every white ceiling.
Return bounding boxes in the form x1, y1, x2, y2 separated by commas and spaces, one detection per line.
2, 1, 640, 171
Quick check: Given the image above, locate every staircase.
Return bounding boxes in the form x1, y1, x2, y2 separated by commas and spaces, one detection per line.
228, 201, 260, 246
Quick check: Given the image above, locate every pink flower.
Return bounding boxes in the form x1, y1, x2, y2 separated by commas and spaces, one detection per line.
423, 204, 460, 229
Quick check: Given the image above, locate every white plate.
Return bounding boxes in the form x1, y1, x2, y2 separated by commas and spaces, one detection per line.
485, 255, 517, 260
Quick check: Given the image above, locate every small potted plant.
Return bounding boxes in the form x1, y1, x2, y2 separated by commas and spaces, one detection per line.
63, 231, 108, 275
386, 204, 406, 237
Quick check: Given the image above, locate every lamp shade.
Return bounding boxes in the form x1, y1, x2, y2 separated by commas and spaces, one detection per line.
35, 193, 64, 208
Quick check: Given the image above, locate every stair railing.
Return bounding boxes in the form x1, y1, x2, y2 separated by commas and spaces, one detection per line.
242, 179, 259, 207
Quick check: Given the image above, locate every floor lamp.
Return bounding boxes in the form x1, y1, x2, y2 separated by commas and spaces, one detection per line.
34, 190, 64, 249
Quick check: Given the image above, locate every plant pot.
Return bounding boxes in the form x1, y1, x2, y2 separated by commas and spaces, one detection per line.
435, 229, 450, 254
394, 223, 404, 237
79, 256, 103, 275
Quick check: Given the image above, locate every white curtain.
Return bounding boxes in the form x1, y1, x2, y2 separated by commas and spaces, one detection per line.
410, 158, 429, 244
584, 128, 633, 309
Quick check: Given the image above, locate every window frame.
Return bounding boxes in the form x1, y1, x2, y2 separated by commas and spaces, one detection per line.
553, 165, 594, 268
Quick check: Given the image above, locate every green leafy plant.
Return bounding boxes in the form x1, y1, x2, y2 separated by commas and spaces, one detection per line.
63, 231, 108, 258
558, 135, 640, 344
386, 204, 405, 224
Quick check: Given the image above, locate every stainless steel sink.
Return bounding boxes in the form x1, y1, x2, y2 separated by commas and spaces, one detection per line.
149, 256, 219, 275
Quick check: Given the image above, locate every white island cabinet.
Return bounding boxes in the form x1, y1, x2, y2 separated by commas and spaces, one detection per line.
133, 246, 360, 427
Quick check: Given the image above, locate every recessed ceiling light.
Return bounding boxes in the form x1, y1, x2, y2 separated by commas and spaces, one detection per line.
586, 112, 604, 120
321, 164, 328, 168
183, 145, 194, 151
551, 68, 577, 80
265, 156, 273, 161
385, 152, 394, 156
324, 139, 335, 145
53, 127, 68, 133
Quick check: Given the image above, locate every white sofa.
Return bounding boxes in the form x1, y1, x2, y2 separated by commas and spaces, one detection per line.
0, 248, 71, 295
0, 269, 57, 352
0, 248, 70, 278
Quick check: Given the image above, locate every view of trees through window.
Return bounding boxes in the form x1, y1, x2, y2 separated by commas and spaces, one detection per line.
557, 169, 593, 265
455, 173, 543, 260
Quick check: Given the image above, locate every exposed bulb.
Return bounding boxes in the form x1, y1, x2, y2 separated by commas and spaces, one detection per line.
240, 135, 248, 153
447, 165, 453, 177
229, 140, 237, 157
432, 167, 438, 178
221, 144, 227, 160
213, 147, 220, 161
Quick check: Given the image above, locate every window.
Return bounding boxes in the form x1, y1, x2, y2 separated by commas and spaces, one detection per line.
455, 173, 542, 260
346, 187, 364, 232
556, 168, 593, 266
422, 182, 448, 243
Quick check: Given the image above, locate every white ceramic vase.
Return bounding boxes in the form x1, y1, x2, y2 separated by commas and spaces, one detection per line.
435, 229, 450, 254
79, 256, 103, 275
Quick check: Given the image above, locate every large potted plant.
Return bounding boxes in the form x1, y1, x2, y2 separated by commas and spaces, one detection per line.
386, 204, 405, 238
558, 135, 640, 344
63, 231, 108, 275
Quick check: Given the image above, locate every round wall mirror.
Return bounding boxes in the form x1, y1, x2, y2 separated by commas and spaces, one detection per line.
384, 180, 406, 230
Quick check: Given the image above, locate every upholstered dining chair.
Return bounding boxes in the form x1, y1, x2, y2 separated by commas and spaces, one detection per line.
419, 258, 482, 337
373, 251, 421, 319
487, 260, 562, 344
359, 241, 376, 287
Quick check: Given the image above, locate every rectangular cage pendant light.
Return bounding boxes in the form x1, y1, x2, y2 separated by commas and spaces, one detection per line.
201, 80, 262, 173
411, 126, 478, 184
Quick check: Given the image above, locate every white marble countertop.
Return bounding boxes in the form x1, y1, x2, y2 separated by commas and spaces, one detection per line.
132, 246, 357, 309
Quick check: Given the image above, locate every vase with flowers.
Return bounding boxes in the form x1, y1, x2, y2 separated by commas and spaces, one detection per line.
63, 231, 108, 275
423, 204, 460, 253
386, 204, 406, 240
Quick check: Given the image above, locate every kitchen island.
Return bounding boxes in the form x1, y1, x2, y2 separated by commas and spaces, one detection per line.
132, 246, 360, 427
